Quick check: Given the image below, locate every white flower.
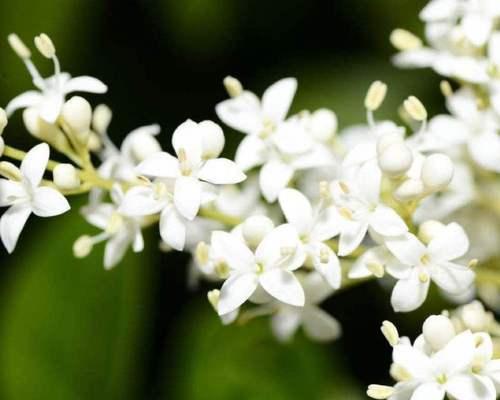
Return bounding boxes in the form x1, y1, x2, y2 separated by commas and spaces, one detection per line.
270, 272, 341, 342
385, 222, 475, 312
135, 119, 246, 221
6, 61, 107, 123
278, 188, 341, 288
330, 163, 408, 256
81, 185, 144, 269
0, 143, 70, 252
211, 224, 306, 316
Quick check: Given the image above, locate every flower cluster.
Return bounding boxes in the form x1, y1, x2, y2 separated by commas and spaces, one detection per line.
368, 303, 500, 400
0, 0, 499, 348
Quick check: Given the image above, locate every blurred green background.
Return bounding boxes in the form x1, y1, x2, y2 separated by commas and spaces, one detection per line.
0, 0, 450, 399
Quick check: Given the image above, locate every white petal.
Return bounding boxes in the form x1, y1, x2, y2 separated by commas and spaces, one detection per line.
468, 131, 500, 173
215, 92, 262, 135
370, 206, 408, 237
119, 186, 166, 216
81, 204, 114, 229
271, 308, 302, 342
218, 272, 258, 315
38, 93, 64, 123
410, 383, 445, 400
234, 135, 268, 171
428, 222, 469, 262
159, 206, 186, 251
0, 179, 26, 207
338, 220, 368, 256
5, 90, 42, 116
174, 176, 201, 220
172, 119, 202, 166
198, 158, 246, 184
392, 343, 433, 379
431, 261, 475, 295
260, 160, 294, 203
278, 188, 313, 235
357, 161, 382, 204
104, 230, 131, 270
302, 306, 341, 342
391, 269, 430, 312
261, 78, 297, 123
462, 14, 492, 47
313, 244, 341, 289
386, 233, 426, 266
31, 187, 70, 217
0, 204, 32, 253
348, 245, 398, 279
64, 76, 108, 94
259, 269, 305, 306
136, 152, 180, 178
420, 0, 460, 21
309, 207, 340, 242
211, 230, 255, 272
446, 374, 495, 400
21, 143, 49, 187
433, 330, 475, 375
272, 122, 312, 155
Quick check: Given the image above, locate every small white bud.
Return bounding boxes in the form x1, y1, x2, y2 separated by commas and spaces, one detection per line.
8, 33, 31, 59
73, 235, 93, 258
242, 215, 274, 248
422, 315, 456, 351
130, 133, 162, 163
421, 153, 454, 190
390, 29, 422, 51
461, 301, 490, 332
380, 320, 399, 346
87, 132, 102, 152
309, 109, 337, 142
92, 104, 112, 134
61, 96, 92, 140
34, 33, 55, 59
223, 76, 243, 97
418, 220, 446, 244
403, 96, 427, 121
377, 142, 413, 177
367, 384, 395, 399
365, 81, 387, 111
376, 131, 404, 155
394, 178, 424, 201
0, 108, 8, 135
199, 120, 225, 158
53, 163, 80, 190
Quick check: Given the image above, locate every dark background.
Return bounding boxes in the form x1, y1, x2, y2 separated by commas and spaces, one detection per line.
0, 0, 451, 399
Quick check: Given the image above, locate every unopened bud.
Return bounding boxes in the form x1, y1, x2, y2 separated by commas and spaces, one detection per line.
377, 142, 413, 177
199, 120, 225, 158
365, 81, 387, 111
376, 131, 404, 155
394, 178, 424, 201
61, 96, 92, 141
223, 76, 243, 97
242, 215, 274, 248
92, 104, 112, 134
53, 163, 80, 190
390, 29, 422, 51
381, 320, 399, 346
309, 108, 337, 142
367, 384, 395, 399
403, 96, 427, 121
422, 315, 456, 351
34, 33, 55, 59
421, 153, 454, 190
73, 235, 93, 258
418, 220, 446, 244
87, 132, 102, 152
0, 108, 8, 135
8, 33, 31, 59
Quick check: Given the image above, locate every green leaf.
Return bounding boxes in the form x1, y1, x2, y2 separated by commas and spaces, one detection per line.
0, 209, 155, 400
163, 302, 365, 400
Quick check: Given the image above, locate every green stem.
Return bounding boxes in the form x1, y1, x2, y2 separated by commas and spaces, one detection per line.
198, 207, 242, 227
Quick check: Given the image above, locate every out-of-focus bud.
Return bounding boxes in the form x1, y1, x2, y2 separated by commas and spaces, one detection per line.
418, 220, 446, 244
34, 33, 55, 59
92, 104, 112, 134
199, 120, 225, 158
377, 142, 413, 177
394, 178, 424, 201
365, 81, 387, 111
223, 76, 243, 97
421, 153, 454, 190
422, 315, 456, 351
242, 215, 274, 248
61, 96, 92, 142
309, 109, 337, 142
73, 235, 93, 258
0, 108, 8, 135
53, 163, 80, 190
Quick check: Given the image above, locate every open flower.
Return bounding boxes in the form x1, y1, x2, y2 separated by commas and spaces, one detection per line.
212, 224, 306, 316
386, 222, 475, 312
0, 143, 70, 252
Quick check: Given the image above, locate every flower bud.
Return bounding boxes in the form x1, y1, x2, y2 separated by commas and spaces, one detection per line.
394, 178, 424, 201
61, 96, 92, 141
8, 33, 31, 59
87, 132, 102, 152
309, 109, 337, 142
34, 33, 55, 59
0, 108, 8, 135
418, 220, 446, 244
242, 215, 274, 248
377, 142, 413, 177
199, 120, 225, 158
403, 96, 427, 121
365, 81, 387, 111
223, 76, 243, 97
422, 315, 456, 351
23, 108, 71, 153
130, 132, 161, 163
376, 131, 404, 155
390, 29, 422, 51
92, 104, 112, 134
460, 301, 491, 332
421, 153, 454, 190
53, 163, 80, 190
73, 235, 93, 258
